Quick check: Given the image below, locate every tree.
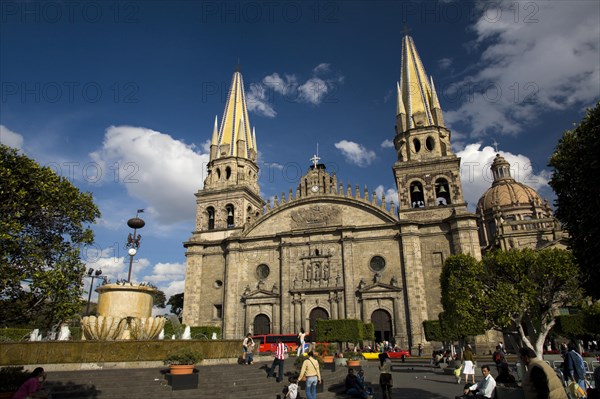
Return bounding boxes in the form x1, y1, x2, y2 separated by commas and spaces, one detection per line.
440, 254, 487, 340
549, 102, 600, 299
167, 293, 184, 318
149, 285, 166, 308
0, 145, 101, 328
481, 248, 582, 357
440, 249, 581, 358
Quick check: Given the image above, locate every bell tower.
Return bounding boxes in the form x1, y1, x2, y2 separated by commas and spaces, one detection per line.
195, 69, 265, 232
392, 34, 466, 215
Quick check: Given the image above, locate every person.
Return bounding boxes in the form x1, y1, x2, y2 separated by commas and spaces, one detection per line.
492, 345, 506, 371
518, 347, 568, 399
461, 345, 476, 385
297, 327, 306, 356
267, 338, 286, 383
379, 352, 393, 399
297, 351, 321, 399
454, 365, 496, 399
418, 343, 423, 357
563, 341, 587, 398
344, 368, 370, 399
454, 361, 463, 384
356, 369, 373, 396
245, 335, 255, 365
283, 376, 299, 399
242, 333, 252, 364
495, 362, 517, 387
13, 367, 49, 399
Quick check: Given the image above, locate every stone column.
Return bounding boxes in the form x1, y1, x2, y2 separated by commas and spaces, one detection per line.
273, 302, 280, 333
293, 296, 300, 331
392, 295, 407, 348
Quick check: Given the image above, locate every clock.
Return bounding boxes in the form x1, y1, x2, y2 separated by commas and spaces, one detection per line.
311, 185, 319, 193
128, 248, 137, 256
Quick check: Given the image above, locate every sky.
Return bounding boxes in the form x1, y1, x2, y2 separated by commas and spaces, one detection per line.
1, 0, 599, 309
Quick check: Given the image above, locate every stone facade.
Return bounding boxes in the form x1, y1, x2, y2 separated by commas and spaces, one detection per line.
182, 35, 484, 349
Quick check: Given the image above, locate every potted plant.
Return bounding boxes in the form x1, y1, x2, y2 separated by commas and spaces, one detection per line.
344, 351, 364, 367
163, 349, 203, 375
0, 367, 30, 399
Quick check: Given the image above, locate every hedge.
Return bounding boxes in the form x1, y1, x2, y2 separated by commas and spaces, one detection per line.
315, 319, 364, 343
0, 329, 32, 342
423, 320, 443, 342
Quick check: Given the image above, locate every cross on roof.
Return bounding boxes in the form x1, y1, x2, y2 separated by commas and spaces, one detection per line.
492, 139, 500, 153
310, 154, 321, 168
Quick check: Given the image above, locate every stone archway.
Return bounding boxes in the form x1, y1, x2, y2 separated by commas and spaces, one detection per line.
309, 307, 329, 338
253, 314, 270, 335
372, 309, 393, 343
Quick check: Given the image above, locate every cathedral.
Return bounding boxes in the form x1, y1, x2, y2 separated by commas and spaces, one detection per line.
182, 34, 564, 349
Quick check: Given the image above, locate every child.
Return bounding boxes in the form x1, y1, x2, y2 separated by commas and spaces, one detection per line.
453, 362, 463, 384
283, 376, 298, 399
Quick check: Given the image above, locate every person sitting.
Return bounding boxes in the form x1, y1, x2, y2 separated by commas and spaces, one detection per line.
13, 367, 49, 399
454, 365, 496, 399
495, 362, 517, 387
345, 368, 370, 399
356, 369, 373, 396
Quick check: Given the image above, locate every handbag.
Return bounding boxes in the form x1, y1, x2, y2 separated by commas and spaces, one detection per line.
568, 380, 586, 398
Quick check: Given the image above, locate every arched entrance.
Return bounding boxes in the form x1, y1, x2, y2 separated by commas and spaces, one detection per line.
253, 314, 270, 335
372, 309, 393, 343
309, 307, 329, 338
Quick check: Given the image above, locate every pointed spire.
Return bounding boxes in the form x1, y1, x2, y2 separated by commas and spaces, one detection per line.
396, 82, 405, 116
211, 115, 219, 145
216, 70, 256, 160
399, 34, 437, 129
429, 76, 441, 110
252, 127, 257, 153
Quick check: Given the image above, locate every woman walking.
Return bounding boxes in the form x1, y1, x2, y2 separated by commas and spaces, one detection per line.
379, 352, 393, 399
297, 351, 321, 399
297, 328, 306, 356
461, 344, 476, 385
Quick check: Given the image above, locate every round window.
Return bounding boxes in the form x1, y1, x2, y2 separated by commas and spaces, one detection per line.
256, 264, 270, 280
369, 256, 386, 272
413, 138, 421, 153
214, 280, 223, 288
426, 136, 435, 151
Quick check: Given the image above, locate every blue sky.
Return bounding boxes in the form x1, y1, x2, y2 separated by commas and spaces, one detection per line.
1, 0, 599, 306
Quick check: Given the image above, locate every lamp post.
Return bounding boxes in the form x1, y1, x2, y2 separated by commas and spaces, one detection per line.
85, 268, 106, 315
126, 209, 145, 283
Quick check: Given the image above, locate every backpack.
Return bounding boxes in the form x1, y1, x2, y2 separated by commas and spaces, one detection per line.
493, 351, 502, 363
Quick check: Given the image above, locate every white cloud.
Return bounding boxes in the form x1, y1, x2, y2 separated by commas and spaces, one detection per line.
90, 125, 209, 224
200, 139, 211, 153
457, 143, 550, 209
0, 125, 24, 149
313, 63, 331, 74
375, 185, 399, 206
262, 73, 297, 95
246, 64, 343, 117
298, 77, 330, 105
334, 140, 377, 167
445, 0, 600, 136
438, 57, 453, 70
246, 83, 277, 118
380, 139, 394, 149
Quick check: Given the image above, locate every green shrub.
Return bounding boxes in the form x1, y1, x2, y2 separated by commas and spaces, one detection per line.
163, 349, 203, 365
0, 328, 31, 342
0, 366, 30, 392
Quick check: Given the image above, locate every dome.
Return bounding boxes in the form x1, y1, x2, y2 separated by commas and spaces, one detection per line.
477, 154, 543, 211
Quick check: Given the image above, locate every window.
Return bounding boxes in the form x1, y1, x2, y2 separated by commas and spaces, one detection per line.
214, 280, 223, 288
435, 178, 451, 205
207, 207, 215, 230
226, 166, 232, 179
214, 304, 223, 319
369, 256, 386, 272
410, 181, 424, 208
413, 138, 421, 153
426, 136, 435, 151
256, 264, 270, 280
226, 204, 234, 228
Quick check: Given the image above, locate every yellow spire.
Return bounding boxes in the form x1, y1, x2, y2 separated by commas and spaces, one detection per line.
396, 81, 405, 116
217, 70, 255, 158
400, 35, 438, 128
252, 127, 257, 154
211, 115, 219, 145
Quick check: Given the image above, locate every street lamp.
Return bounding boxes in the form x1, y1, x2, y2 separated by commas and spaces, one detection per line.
126, 209, 145, 283
85, 268, 106, 315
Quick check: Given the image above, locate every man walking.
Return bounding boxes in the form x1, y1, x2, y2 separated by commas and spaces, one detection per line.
267, 338, 286, 383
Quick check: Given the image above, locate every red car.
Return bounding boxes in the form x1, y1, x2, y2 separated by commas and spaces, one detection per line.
252, 334, 311, 353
